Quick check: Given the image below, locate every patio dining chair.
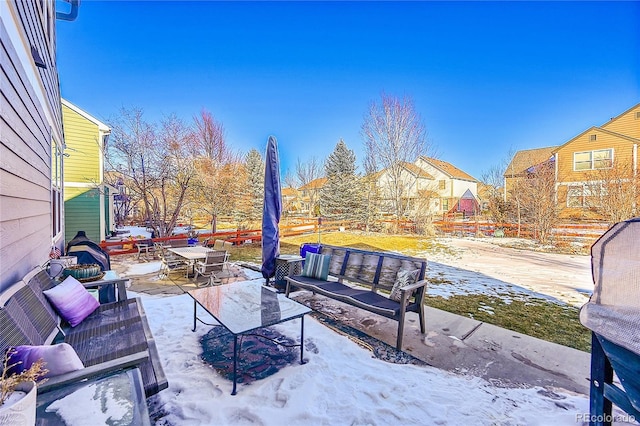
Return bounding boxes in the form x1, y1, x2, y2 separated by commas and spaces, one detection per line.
158, 251, 189, 279
194, 251, 227, 286
211, 239, 226, 250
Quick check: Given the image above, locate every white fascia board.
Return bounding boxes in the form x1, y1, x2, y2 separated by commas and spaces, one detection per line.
61, 98, 111, 133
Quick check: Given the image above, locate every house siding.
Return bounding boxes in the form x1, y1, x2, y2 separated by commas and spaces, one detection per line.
0, 1, 63, 292
600, 104, 640, 139
414, 158, 478, 214
556, 128, 637, 184
64, 187, 101, 243
62, 103, 101, 183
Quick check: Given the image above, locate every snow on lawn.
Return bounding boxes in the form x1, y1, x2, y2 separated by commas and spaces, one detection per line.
421, 237, 594, 307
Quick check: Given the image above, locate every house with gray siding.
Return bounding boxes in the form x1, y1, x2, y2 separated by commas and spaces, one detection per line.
0, 1, 77, 292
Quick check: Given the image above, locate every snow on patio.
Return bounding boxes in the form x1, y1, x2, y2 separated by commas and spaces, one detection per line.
110, 229, 601, 424
138, 290, 589, 426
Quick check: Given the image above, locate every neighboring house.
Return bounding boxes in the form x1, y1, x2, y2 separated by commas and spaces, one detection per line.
281, 187, 300, 216
298, 177, 327, 215
372, 158, 478, 217
505, 103, 640, 220
476, 182, 495, 212
0, 1, 77, 291
503, 146, 558, 200
61, 99, 115, 243
374, 162, 435, 215
449, 189, 481, 217
414, 157, 479, 215
553, 103, 640, 219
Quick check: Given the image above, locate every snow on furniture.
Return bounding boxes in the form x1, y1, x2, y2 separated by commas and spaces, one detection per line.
285, 244, 428, 351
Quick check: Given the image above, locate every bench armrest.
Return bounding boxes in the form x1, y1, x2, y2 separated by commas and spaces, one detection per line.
37, 351, 149, 394
400, 278, 429, 293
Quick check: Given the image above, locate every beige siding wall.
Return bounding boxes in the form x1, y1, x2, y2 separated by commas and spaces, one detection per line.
62, 104, 101, 183
601, 105, 640, 139
556, 130, 636, 183
0, 0, 63, 291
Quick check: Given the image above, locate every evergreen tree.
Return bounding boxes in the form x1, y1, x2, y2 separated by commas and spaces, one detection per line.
245, 149, 264, 222
320, 139, 366, 223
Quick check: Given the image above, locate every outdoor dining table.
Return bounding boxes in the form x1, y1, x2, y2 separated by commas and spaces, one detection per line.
167, 246, 215, 277
187, 280, 312, 395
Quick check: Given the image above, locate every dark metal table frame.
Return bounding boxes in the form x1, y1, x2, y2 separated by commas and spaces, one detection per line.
188, 281, 311, 395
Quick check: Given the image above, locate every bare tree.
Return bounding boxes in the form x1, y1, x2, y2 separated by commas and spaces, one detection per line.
105, 109, 197, 237
191, 110, 241, 233
585, 163, 638, 223
155, 114, 198, 236
361, 93, 430, 222
516, 159, 557, 244
296, 156, 323, 217
481, 163, 511, 225
504, 147, 551, 237
106, 107, 162, 230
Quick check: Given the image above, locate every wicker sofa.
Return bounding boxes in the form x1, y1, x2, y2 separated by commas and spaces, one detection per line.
285, 245, 428, 350
0, 266, 167, 398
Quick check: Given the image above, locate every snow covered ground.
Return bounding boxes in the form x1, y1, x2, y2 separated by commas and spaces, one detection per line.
423, 237, 593, 307
138, 291, 592, 426
91, 228, 613, 425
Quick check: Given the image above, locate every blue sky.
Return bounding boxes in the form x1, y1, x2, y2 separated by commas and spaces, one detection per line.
56, 1, 640, 181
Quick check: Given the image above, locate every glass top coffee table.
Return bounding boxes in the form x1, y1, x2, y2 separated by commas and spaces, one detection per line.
187, 280, 312, 395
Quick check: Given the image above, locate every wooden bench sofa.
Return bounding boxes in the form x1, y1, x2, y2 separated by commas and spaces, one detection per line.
285, 245, 428, 350
0, 266, 167, 398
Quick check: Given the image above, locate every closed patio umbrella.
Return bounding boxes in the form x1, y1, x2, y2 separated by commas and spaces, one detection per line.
261, 136, 282, 283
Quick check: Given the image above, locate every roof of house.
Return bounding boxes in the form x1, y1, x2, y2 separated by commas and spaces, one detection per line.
62, 98, 111, 133
504, 146, 558, 177
298, 177, 327, 191
402, 162, 434, 179
419, 157, 477, 182
281, 187, 298, 197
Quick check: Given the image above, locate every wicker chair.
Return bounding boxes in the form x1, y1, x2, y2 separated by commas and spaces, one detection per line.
0, 267, 167, 398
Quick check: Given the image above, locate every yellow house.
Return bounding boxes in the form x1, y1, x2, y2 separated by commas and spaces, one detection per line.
506, 103, 640, 220
62, 99, 115, 243
554, 103, 640, 219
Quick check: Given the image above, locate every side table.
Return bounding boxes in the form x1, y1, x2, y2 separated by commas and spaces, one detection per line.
274, 255, 303, 292
36, 368, 150, 425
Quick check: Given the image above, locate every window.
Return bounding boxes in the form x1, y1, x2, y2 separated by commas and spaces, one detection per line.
573, 149, 613, 171
441, 198, 449, 212
567, 184, 602, 208
567, 186, 585, 207
589, 134, 597, 141
438, 180, 446, 190
51, 140, 63, 237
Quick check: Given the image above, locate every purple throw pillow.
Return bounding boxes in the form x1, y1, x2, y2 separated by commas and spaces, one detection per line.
44, 275, 100, 327
7, 343, 84, 378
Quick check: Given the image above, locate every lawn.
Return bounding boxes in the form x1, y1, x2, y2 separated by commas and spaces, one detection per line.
229, 231, 591, 352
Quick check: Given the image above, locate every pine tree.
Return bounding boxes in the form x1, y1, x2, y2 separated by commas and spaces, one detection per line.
245, 149, 264, 223
320, 139, 365, 223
